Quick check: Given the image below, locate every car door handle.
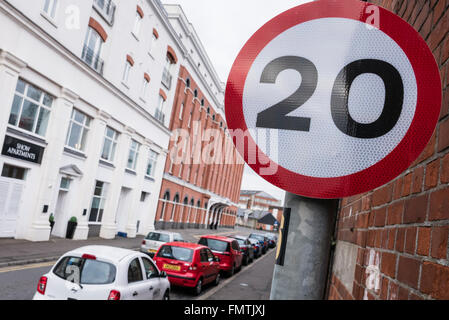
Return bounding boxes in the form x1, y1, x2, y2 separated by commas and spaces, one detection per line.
133, 291, 138, 297
149, 287, 154, 291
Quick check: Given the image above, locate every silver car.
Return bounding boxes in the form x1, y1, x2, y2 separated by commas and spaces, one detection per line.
141, 231, 184, 257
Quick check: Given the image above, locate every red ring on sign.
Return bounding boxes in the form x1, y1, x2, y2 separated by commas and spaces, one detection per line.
225, 0, 441, 199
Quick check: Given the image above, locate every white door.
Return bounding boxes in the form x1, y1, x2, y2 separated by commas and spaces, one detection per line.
0, 177, 24, 238
115, 188, 131, 234
52, 190, 68, 237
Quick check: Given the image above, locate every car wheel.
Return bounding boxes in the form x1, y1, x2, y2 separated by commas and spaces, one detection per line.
163, 290, 170, 300
194, 279, 203, 296
214, 273, 221, 286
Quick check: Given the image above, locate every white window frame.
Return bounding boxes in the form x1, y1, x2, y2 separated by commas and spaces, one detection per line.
101, 126, 119, 163
146, 150, 158, 178
122, 61, 132, 84
88, 180, 108, 224
43, 0, 58, 19
141, 78, 149, 100
66, 109, 91, 152
83, 28, 103, 67
149, 33, 157, 53
179, 103, 184, 120
8, 79, 53, 137
127, 139, 140, 171
132, 12, 142, 38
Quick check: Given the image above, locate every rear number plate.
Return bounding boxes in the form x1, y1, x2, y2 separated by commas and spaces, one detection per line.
163, 263, 181, 271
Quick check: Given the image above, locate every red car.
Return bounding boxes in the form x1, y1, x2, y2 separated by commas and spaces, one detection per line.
153, 242, 221, 295
198, 235, 243, 277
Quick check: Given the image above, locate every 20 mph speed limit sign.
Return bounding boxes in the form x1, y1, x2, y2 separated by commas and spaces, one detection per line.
225, 0, 442, 199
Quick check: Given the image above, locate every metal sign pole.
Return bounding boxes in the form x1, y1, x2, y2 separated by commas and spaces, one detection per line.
270, 193, 338, 300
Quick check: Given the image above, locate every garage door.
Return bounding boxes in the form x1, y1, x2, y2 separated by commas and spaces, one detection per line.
0, 178, 24, 238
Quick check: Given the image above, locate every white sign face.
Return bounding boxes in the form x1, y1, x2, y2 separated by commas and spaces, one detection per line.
243, 18, 417, 178
225, 0, 441, 199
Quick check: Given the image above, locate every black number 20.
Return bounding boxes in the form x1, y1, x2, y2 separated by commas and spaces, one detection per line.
256, 56, 404, 139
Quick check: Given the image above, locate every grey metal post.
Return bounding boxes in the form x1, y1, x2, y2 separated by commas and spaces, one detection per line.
270, 192, 338, 300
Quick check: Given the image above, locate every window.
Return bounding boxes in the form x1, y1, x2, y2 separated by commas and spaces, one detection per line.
198, 238, 230, 253
185, 78, 191, 88
200, 249, 208, 263
1, 164, 26, 180
194, 89, 198, 98
146, 150, 158, 178
43, 0, 58, 19
8, 79, 53, 137
60, 177, 71, 191
101, 126, 119, 162
127, 140, 140, 171
162, 56, 173, 90
142, 257, 158, 279
128, 258, 143, 283
188, 112, 192, 128
149, 32, 157, 52
53, 256, 116, 285
88, 181, 108, 223
66, 109, 91, 151
156, 245, 193, 262
179, 103, 184, 120
82, 28, 104, 73
141, 78, 149, 99
122, 61, 132, 84
155, 95, 166, 124
132, 11, 142, 37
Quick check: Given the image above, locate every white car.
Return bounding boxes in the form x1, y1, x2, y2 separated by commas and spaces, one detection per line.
141, 231, 184, 257
33, 246, 170, 300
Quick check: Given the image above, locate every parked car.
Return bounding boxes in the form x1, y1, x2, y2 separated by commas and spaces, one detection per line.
248, 238, 262, 258
153, 242, 220, 295
141, 231, 184, 257
264, 233, 278, 249
229, 235, 254, 265
249, 233, 269, 254
198, 235, 243, 277
33, 246, 170, 300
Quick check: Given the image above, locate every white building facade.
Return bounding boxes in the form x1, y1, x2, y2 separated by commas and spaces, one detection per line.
0, 0, 188, 241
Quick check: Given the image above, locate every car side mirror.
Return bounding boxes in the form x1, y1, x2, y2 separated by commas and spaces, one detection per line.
160, 271, 167, 278
214, 256, 220, 262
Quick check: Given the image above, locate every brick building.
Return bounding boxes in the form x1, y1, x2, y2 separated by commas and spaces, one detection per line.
237, 190, 283, 231
328, 0, 449, 300
153, 6, 245, 230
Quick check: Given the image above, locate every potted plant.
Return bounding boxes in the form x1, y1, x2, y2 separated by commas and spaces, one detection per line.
49, 214, 55, 232
66, 216, 78, 239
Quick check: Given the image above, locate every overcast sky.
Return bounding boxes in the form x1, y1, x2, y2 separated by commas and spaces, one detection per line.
161, 0, 311, 203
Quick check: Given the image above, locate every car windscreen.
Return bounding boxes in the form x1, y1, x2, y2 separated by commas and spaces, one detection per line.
156, 245, 193, 262
53, 256, 116, 285
235, 239, 245, 246
146, 232, 170, 242
250, 234, 265, 241
199, 238, 230, 253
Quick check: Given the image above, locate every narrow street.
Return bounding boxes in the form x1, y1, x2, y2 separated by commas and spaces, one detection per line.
0, 227, 277, 300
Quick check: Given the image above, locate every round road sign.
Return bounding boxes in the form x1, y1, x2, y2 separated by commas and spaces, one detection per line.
225, 0, 442, 199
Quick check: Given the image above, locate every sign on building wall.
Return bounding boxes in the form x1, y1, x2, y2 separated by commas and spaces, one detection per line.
2, 135, 45, 164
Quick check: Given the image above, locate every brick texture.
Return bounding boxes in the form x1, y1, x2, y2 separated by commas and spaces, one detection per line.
329, 0, 449, 300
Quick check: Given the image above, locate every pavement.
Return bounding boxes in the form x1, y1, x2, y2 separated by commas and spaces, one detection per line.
0, 226, 248, 268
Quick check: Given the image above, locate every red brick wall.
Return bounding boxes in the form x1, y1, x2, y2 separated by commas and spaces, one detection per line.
329, 0, 449, 300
